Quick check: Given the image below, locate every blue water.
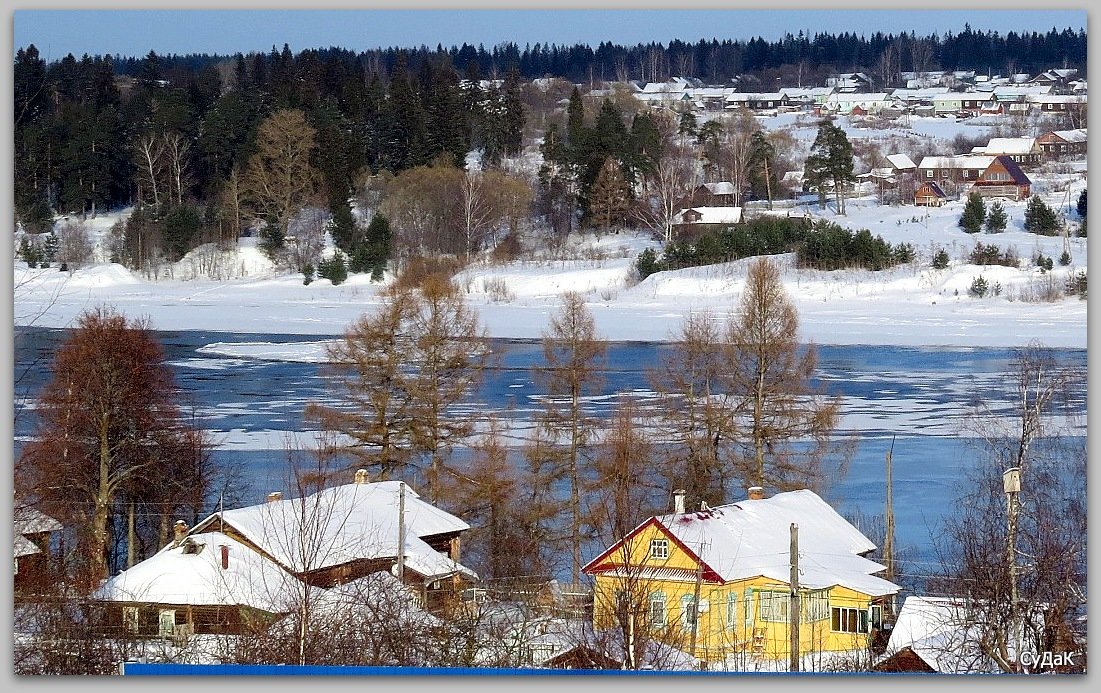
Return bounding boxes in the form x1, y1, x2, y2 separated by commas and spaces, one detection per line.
12, 327, 1087, 588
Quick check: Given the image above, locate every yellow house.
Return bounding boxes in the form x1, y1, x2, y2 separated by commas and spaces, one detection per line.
581, 487, 900, 669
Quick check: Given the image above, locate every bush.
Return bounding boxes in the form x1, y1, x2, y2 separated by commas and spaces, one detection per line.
796, 223, 909, 271
1023, 196, 1061, 235
967, 242, 1019, 267
1034, 254, 1054, 272
969, 275, 989, 298
959, 192, 986, 234
490, 233, 522, 263
932, 248, 950, 270
302, 263, 315, 286
393, 255, 465, 292
1059, 250, 1072, 266
1065, 270, 1087, 299
317, 252, 348, 286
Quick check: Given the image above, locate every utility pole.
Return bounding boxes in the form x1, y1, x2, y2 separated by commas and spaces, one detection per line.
689, 540, 706, 669
789, 523, 800, 672
884, 437, 896, 617
396, 481, 406, 583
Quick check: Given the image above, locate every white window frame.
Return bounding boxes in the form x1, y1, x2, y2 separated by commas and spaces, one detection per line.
681, 594, 698, 632
831, 606, 870, 634
726, 591, 739, 630
649, 538, 669, 560
802, 589, 830, 622
758, 590, 789, 623
158, 609, 176, 637
649, 592, 667, 627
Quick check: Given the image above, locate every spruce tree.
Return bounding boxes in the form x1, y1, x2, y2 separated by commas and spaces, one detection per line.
985, 200, 1007, 233
588, 156, 629, 234
1024, 196, 1060, 235
959, 192, 986, 233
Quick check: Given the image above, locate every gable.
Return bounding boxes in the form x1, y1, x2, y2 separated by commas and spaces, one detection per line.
582, 518, 719, 580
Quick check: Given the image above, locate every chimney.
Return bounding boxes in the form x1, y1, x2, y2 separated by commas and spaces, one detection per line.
673, 489, 686, 514
173, 520, 188, 545
266, 491, 283, 503
354, 468, 369, 485
748, 486, 765, 501
220, 545, 230, 570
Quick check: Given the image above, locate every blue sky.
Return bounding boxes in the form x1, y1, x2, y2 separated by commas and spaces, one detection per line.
13, 9, 1087, 60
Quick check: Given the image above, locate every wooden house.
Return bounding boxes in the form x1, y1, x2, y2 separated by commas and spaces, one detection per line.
968, 155, 1032, 201
916, 155, 993, 196
671, 206, 743, 238
1037, 128, 1088, 159
14, 503, 62, 595
94, 470, 477, 639
582, 488, 900, 667
682, 182, 737, 208
914, 181, 947, 207
970, 137, 1042, 167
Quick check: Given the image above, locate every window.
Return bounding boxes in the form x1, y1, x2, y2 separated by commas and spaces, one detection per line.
802, 590, 830, 622
831, 606, 870, 634
758, 590, 789, 622
726, 591, 739, 630
158, 609, 176, 637
649, 538, 669, 560
681, 595, 698, 631
123, 607, 140, 634
870, 605, 883, 630
925, 169, 933, 178
649, 592, 667, 626
744, 589, 755, 625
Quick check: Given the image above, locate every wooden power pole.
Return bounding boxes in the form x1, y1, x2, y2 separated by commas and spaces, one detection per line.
396, 481, 406, 582
789, 523, 800, 672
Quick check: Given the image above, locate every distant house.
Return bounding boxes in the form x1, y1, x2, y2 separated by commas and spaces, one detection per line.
827, 72, 873, 93
671, 206, 743, 236
1036, 128, 1088, 159
968, 155, 1032, 201
970, 137, 1042, 167
822, 92, 892, 115
683, 182, 737, 208
914, 181, 947, 207
582, 488, 900, 667
885, 154, 917, 174
14, 503, 62, 594
916, 155, 993, 194
95, 470, 478, 639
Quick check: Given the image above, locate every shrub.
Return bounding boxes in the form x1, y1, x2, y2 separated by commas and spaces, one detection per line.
1059, 250, 1072, 266
393, 255, 465, 292
969, 275, 989, 298
1034, 254, 1054, 271
491, 233, 522, 263
302, 263, 315, 286
1023, 196, 1061, 235
931, 248, 950, 270
796, 223, 907, 271
985, 201, 1007, 233
1065, 270, 1087, 299
317, 252, 348, 286
968, 242, 1019, 268
959, 192, 986, 234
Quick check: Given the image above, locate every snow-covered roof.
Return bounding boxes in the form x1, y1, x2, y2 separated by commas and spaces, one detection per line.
973, 137, 1037, 155
885, 154, 916, 170
879, 596, 1024, 674
15, 535, 41, 559
194, 481, 475, 580
14, 504, 63, 536
673, 207, 743, 225
701, 182, 735, 195
917, 155, 994, 171
591, 490, 898, 597
96, 531, 297, 612
1050, 128, 1088, 143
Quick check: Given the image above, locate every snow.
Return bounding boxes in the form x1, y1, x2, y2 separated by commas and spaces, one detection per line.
12, 115, 1086, 351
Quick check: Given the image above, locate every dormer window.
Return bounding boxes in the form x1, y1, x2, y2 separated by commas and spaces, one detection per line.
649, 538, 669, 559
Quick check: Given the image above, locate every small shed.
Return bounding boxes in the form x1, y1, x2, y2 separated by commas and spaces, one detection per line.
914, 181, 947, 207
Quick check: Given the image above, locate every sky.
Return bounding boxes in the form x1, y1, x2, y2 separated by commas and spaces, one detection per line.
11, 7, 1088, 61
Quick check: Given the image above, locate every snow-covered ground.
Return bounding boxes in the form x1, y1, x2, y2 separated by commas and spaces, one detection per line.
12, 114, 1086, 350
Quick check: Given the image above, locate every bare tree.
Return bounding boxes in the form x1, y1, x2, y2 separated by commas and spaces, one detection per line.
163, 131, 191, 207
536, 292, 606, 583
133, 133, 164, 208
56, 220, 94, 270
727, 258, 844, 492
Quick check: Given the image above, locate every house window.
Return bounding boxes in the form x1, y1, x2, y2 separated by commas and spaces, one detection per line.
802, 590, 830, 622
758, 590, 789, 622
726, 591, 739, 629
158, 609, 176, 637
870, 605, 883, 630
681, 595, 698, 632
925, 169, 933, 178
123, 606, 140, 634
744, 588, 755, 625
831, 606, 870, 634
649, 538, 669, 560
650, 592, 667, 626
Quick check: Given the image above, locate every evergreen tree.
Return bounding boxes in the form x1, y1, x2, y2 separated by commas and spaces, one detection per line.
162, 204, 203, 261
317, 251, 348, 285
1076, 189, 1086, 220
959, 192, 986, 233
351, 213, 393, 281
803, 120, 854, 214
588, 156, 630, 234
1023, 196, 1060, 235
985, 200, 1007, 233
501, 65, 525, 157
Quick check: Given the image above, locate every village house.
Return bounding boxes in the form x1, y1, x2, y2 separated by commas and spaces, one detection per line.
1036, 128, 1088, 159
582, 488, 900, 668
967, 155, 1032, 201
970, 137, 1042, 167
916, 155, 994, 195
94, 470, 477, 640
682, 182, 737, 208
671, 206, 743, 237
14, 503, 62, 596
913, 180, 948, 207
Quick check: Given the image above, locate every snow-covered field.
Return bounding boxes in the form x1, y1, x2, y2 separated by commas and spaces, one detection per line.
12, 114, 1087, 350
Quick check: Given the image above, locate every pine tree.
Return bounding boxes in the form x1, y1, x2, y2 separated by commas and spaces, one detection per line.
959, 192, 986, 233
803, 120, 855, 214
1024, 195, 1060, 235
985, 200, 1007, 233
588, 156, 630, 234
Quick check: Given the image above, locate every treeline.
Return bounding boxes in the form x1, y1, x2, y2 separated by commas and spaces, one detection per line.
13, 43, 525, 270
104, 25, 1086, 86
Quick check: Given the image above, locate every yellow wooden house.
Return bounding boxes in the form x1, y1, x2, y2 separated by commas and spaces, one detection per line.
581, 488, 900, 669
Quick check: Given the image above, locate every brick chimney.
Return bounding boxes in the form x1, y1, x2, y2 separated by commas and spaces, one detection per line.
173, 520, 188, 543
748, 486, 765, 500
354, 468, 369, 485
673, 489, 686, 514
266, 491, 283, 503
220, 545, 230, 570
